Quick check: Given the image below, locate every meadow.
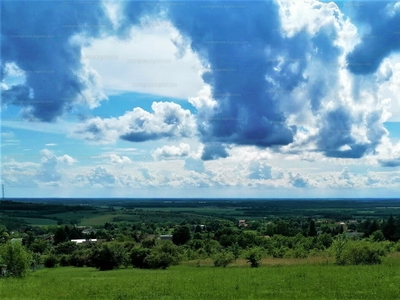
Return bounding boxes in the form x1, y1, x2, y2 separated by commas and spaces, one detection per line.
2, 253, 400, 300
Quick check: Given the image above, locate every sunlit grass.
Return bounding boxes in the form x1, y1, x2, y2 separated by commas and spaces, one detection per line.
1, 254, 400, 300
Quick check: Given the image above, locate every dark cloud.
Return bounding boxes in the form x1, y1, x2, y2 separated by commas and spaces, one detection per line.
201, 143, 229, 161
1, 1, 116, 121
317, 107, 369, 158
379, 158, 400, 167
1, 1, 166, 122
166, 1, 306, 156
345, 1, 400, 74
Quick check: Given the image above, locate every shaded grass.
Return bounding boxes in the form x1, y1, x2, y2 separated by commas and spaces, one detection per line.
18, 217, 58, 226
2, 254, 400, 300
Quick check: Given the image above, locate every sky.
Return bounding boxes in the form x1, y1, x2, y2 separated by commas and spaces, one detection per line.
1, 0, 400, 198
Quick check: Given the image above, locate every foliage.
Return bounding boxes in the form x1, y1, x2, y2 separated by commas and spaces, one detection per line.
172, 225, 191, 246
130, 246, 151, 269
334, 239, 388, 265
245, 247, 262, 268
145, 241, 180, 269
213, 251, 235, 267
0, 241, 31, 277
89, 243, 125, 271
44, 255, 58, 268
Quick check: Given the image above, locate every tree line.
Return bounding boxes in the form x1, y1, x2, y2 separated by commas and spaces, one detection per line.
1, 214, 400, 277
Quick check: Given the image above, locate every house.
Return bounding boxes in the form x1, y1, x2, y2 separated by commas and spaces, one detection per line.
159, 235, 173, 241
238, 220, 248, 227
82, 228, 97, 235
70, 239, 97, 244
192, 225, 206, 230
42, 235, 54, 242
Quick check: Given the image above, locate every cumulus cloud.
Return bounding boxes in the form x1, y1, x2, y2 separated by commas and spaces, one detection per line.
105, 153, 132, 164
289, 172, 309, 188
247, 161, 273, 180
152, 143, 190, 160
184, 157, 205, 173
73, 166, 120, 188
345, 1, 400, 74
72, 101, 196, 144
1, 1, 111, 121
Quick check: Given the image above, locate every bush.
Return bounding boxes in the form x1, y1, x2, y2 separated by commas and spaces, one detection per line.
335, 240, 387, 265
44, 255, 57, 268
144, 251, 175, 269
89, 244, 124, 271
245, 247, 262, 268
69, 250, 88, 267
0, 241, 31, 277
130, 246, 151, 269
59, 255, 70, 267
213, 251, 235, 267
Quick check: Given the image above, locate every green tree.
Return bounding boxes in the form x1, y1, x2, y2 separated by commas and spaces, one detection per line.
30, 239, 49, 254
172, 225, 191, 246
370, 230, 385, 242
144, 241, 180, 269
54, 227, 68, 245
308, 220, 317, 237
90, 244, 123, 271
44, 255, 58, 268
214, 250, 235, 267
245, 247, 262, 268
130, 246, 151, 269
0, 241, 31, 277
383, 215, 396, 241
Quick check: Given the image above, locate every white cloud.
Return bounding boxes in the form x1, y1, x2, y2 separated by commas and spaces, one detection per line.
72, 101, 197, 144
152, 143, 190, 160
81, 20, 204, 99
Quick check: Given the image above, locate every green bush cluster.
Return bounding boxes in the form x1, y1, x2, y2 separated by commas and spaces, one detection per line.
333, 235, 389, 265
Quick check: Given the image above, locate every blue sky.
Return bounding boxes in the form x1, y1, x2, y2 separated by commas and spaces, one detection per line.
1, 0, 400, 198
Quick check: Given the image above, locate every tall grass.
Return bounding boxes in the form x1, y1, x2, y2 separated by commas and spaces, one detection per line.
1, 253, 400, 299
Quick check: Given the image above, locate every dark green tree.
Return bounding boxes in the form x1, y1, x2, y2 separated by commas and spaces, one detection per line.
308, 220, 317, 237
172, 225, 191, 246
383, 215, 396, 241
54, 227, 68, 245
90, 244, 123, 271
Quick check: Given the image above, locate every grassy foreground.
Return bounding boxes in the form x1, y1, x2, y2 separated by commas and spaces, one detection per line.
2, 254, 400, 300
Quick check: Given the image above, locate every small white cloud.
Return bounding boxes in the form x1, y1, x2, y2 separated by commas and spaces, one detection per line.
152, 143, 190, 160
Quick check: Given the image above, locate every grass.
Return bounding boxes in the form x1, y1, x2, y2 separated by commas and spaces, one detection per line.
18, 217, 58, 226
2, 253, 400, 300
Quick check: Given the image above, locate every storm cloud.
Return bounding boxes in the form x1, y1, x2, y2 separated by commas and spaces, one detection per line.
345, 1, 400, 74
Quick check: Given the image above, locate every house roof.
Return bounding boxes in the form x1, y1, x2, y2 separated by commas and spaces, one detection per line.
71, 239, 97, 244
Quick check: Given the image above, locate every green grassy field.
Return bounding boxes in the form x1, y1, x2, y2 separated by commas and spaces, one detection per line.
2, 254, 400, 300
18, 217, 58, 226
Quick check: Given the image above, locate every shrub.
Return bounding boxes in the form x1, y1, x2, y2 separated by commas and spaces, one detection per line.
89, 244, 124, 271
213, 251, 235, 267
59, 255, 70, 267
44, 255, 57, 268
130, 246, 151, 269
0, 241, 31, 277
335, 240, 387, 265
245, 247, 262, 268
144, 251, 176, 269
